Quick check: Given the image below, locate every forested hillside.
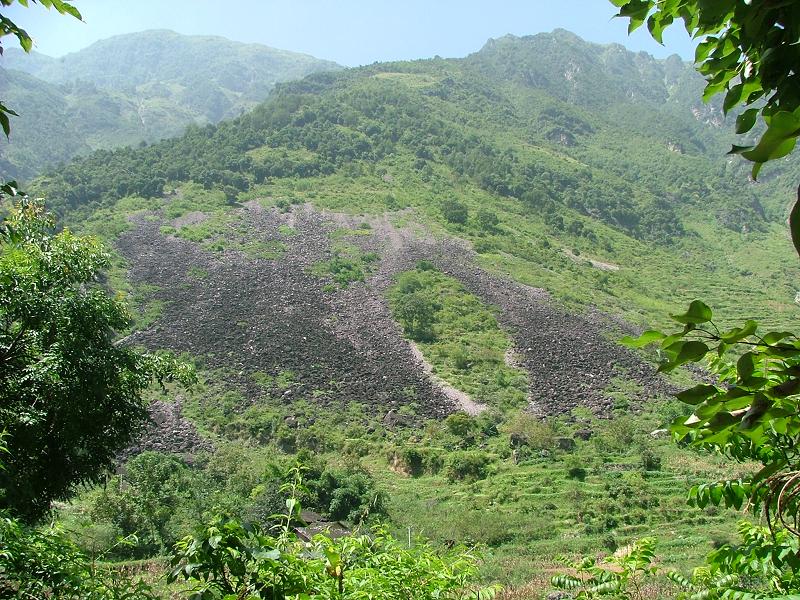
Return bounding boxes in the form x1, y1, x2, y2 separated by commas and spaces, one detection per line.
8, 27, 800, 598
0, 29, 341, 179
37, 30, 800, 329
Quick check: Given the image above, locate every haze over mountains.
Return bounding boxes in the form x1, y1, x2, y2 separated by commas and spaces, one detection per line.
0, 29, 341, 179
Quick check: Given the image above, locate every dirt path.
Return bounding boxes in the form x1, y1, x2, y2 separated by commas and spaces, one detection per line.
408, 342, 487, 415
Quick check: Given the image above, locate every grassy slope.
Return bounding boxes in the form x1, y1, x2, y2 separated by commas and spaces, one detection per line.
46, 33, 800, 596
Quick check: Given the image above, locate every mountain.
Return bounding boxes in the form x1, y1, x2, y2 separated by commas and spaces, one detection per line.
0, 30, 342, 179
29, 30, 800, 585
38, 25, 800, 446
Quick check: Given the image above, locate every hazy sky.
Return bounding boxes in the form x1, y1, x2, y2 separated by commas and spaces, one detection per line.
3, 0, 697, 66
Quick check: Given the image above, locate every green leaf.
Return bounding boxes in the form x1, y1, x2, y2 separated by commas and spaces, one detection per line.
709, 484, 724, 505
737, 352, 756, 381
621, 329, 665, 348
742, 110, 800, 178
696, 401, 724, 420
647, 12, 673, 44
723, 83, 743, 113
251, 548, 281, 561
728, 144, 755, 155
720, 320, 757, 344
694, 38, 717, 63
676, 384, 719, 405
0, 112, 9, 139
707, 411, 738, 430
660, 340, 710, 372
762, 331, 795, 345
735, 108, 759, 134
670, 300, 712, 324
678, 341, 709, 363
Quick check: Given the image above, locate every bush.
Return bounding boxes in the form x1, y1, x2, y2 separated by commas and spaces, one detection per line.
640, 446, 662, 472
170, 516, 500, 600
393, 290, 440, 341
306, 466, 388, 524
445, 412, 475, 438
343, 438, 370, 457
91, 452, 195, 557
394, 447, 445, 477
0, 512, 156, 599
476, 208, 500, 231
504, 413, 558, 452
446, 451, 493, 482
565, 456, 587, 481
473, 239, 496, 254
441, 198, 468, 224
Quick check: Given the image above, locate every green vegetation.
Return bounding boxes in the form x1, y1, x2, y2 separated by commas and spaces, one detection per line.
311, 244, 379, 288
389, 265, 528, 410
0, 197, 193, 522
27, 30, 800, 330
0, 0, 82, 138
167, 469, 499, 600
0, 509, 157, 599
613, 0, 800, 180
1, 29, 340, 180
6, 12, 800, 598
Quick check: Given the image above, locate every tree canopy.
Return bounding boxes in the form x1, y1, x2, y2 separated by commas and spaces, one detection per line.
0, 191, 193, 522
612, 0, 800, 258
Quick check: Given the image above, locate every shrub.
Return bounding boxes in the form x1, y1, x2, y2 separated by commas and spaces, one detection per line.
441, 198, 468, 224
446, 451, 493, 482
343, 438, 370, 458
565, 456, 587, 481
393, 290, 440, 342
306, 466, 387, 524
169, 516, 500, 600
473, 239, 496, 254
476, 208, 500, 231
394, 447, 445, 477
452, 345, 471, 370
639, 446, 662, 472
0, 512, 156, 599
445, 412, 475, 438
91, 452, 195, 557
504, 413, 558, 454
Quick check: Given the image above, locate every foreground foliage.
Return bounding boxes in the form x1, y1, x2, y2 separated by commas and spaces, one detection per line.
170, 515, 499, 600
0, 193, 194, 522
551, 300, 800, 599
624, 301, 800, 529
0, 511, 157, 599
613, 0, 800, 179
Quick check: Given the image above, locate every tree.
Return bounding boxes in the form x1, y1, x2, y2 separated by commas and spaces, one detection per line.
593, 5, 800, 597
441, 198, 469, 225
394, 291, 440, 342
0, 191, 194, 522
611, 0, 800, 255
0, 0, 82, 137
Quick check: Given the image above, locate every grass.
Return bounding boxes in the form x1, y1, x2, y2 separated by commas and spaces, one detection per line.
45, 135, 796, 598
237, 147, 800, 334
375, 415, 749, 587
388, 266, 529, 411
310, 243, 379, 289
57, 357, 753, 596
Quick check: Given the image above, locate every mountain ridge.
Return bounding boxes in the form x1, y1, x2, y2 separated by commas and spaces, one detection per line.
0, 29, 342, 180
